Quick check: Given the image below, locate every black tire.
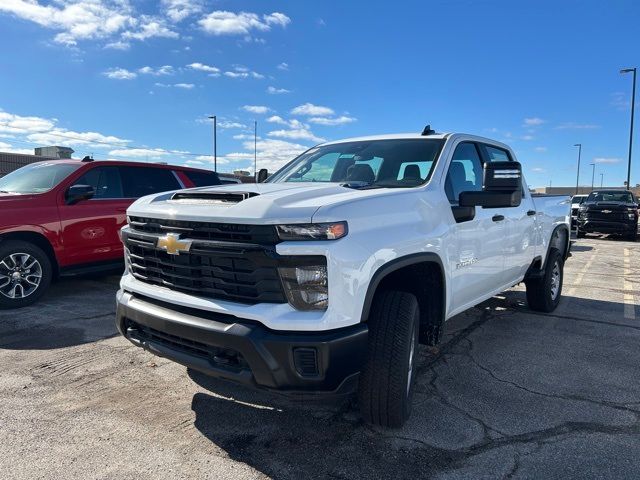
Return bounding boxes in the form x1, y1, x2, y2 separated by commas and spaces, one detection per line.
358, 290, 419, 428
0, 240, 52, 309
576, 228, 586, 239
525, 248, 563, 313
627, 230, 637, 242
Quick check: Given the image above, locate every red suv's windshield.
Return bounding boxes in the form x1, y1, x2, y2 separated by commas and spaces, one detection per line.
0, 162, 80, 194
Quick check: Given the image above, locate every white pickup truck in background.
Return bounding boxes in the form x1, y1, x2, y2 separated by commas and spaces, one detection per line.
116, 129, 571, 427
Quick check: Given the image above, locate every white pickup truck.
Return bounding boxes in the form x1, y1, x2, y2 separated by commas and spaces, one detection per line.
116, 129, 570, 427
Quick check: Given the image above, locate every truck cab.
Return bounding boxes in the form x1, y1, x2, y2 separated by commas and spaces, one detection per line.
116, 130, 571, 427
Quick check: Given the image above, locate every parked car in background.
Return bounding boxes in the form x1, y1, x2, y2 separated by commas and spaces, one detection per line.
116, 130, 570, 427
577, 190, 638, 240
0, 159, 222, 308
570, 194, 587, 228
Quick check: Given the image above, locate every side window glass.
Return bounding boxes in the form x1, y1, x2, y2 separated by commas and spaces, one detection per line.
120, 167, 181, 198
445, 143, 483, 204
484, 145, 511, 162
74, 167, 124, 199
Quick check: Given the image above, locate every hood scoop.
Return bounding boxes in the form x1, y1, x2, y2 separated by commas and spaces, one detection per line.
171, 190, 260, 204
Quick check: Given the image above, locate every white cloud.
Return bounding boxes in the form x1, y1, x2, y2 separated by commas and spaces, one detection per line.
534, 146, 548, 153
267, 86, 290, 95
0, 0, 135, 46
103, 67, 137, 80
523, 117, 545, 126
277, 62, 289, 71
242, 105, 270, 114
187, 62, 220, 74
308, 115, 356, 126
291, 103, 334, 116
104, 40, 130, 50
593, 157, 622, 164
139, 65, 174, 76
224, 66, 264, 79
218, 121, 246, 129
0, 111, 55, 133
233, 134, 259, 140
611, 92, 630, 111
268, 129, 324, 143
154, 82, 194, 89
109, 148, 170, 158
198, 11, 291, 36
555, 122, 600, 130
193, 154, 230, 164
266, 115, 287, 125
531, 167, 546, 173
121, 15, 178, 41
162, 0, 203, 23
27, 129, 130, 148
521, 135, 535, 141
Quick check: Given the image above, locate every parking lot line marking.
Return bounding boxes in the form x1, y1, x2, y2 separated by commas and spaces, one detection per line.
623, 247, 635, 320
567, 251, 597, 297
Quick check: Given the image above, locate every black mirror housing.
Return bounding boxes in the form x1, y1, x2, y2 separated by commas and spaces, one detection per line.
459, 161, 523, 208
256, 168, 269, 183
66, 184, 95, 205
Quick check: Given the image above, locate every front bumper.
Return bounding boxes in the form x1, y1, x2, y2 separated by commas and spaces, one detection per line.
116, 290, 368, 396
577, 219, 638, 234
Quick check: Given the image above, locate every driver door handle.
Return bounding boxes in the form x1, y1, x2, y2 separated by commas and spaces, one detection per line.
527, 210, 536, 216
492, 215, 505, 222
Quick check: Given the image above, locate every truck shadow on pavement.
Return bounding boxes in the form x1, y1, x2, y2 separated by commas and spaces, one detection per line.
188, 293, 640, 479
0, 275, 119, 350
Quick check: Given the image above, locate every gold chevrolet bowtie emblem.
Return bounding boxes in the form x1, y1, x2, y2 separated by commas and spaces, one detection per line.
156, 233, 192, 255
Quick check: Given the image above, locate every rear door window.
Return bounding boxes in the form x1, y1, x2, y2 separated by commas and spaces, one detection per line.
119, 167, 181, 198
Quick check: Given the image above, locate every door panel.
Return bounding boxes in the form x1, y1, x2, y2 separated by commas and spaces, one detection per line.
445, 142, 506, 313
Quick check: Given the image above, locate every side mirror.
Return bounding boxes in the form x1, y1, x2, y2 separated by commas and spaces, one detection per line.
256, 168, 269, 183
459, 161, 522, 208
66, 184, 95, 205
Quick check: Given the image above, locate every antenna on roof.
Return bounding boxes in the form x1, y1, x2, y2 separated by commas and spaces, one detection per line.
81, 155, 93, 162
421, 125, 435, 136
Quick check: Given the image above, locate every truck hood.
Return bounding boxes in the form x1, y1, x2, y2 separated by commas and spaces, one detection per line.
127, 182, 389, 224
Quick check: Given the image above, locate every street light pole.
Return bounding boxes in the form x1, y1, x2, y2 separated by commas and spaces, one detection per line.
254, 120, 257, 176
208, 115, 217, 172
590, 163, 596, 191
621, 67, 636, 190
600, 172, 604, 188
574, 143, 582, 195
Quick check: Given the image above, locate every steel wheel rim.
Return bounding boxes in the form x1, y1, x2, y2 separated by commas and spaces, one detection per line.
407, 328, 416, 396
550, 261, 561, 300
0, 253, 43, 299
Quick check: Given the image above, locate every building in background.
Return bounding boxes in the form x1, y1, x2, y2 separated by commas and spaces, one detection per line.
0, 151, 55, 177
34, 146, 74, 159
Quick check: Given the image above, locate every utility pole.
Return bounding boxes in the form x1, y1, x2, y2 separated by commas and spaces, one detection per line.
208, 115, 217, 171
590, 163, 596, 191
574, 144, 582, 195
620, 67, 636, 191
600, 172, 604, 188
254, 120, 257, 175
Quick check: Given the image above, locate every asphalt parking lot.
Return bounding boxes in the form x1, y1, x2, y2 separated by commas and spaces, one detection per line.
1, 235, 639, 479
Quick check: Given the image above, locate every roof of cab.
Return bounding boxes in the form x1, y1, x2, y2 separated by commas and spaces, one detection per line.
27, 158, 215, 172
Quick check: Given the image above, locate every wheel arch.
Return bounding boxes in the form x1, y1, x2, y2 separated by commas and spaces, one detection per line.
360, 253, 446, 345
525, 224, 570, 280
0, 231, 59, 277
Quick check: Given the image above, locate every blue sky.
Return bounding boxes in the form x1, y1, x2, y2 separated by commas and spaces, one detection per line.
0, 0, 638, 188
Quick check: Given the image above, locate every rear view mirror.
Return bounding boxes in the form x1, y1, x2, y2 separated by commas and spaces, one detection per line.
66, 184, 95, 205
256, 168, 269, 183
459, 161, 522, 208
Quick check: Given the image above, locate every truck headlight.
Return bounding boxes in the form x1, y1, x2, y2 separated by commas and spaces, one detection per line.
279, 265, 328, 310
276, 222, 347, 241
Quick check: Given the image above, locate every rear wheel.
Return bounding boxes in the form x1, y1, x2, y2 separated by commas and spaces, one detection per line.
525, 248, 563, 313
627, 228, 638, 242
358, 290, 419, 428
576, 227, 586, 238
0, 240, 52, 309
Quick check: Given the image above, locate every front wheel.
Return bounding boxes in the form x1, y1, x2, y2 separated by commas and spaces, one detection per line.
358, 290, 419, 428
0, 240, 52, 309
525, 248, 563, 313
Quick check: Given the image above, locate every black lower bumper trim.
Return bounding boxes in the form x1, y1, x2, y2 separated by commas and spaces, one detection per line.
578, 220, 637, 234
116, 291, 368, 396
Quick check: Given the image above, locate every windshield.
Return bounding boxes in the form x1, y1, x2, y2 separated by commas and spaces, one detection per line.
267, 139, 445, 188
0, 162, 80, 194
587, 191, 635, 203
572, 195, 586, 204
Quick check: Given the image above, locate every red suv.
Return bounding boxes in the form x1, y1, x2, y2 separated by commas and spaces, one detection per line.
0, 158, 222, 308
